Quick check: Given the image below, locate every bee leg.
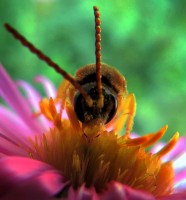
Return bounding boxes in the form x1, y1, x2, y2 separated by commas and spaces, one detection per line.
125, 94, 136, 137
107, 93, 136, 136
56, 80, 71, 115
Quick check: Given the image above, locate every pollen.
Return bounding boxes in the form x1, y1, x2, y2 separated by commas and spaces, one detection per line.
29, 97, 177, 197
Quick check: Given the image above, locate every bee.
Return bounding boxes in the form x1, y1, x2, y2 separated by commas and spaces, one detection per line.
4, 6, 136, 140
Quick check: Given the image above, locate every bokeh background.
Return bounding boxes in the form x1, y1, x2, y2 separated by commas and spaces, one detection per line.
0, 0, 186, 140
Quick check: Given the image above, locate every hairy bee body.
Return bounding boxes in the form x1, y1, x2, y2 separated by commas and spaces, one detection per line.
57, 63, 136, 139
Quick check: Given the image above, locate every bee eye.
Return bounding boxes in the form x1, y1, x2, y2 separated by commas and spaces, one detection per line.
74, 85, 118, 124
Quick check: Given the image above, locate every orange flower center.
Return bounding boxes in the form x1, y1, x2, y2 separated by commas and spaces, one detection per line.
29, 97, 178, 197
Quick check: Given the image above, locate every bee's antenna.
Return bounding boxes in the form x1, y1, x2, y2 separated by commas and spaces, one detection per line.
4, 23, 93, 107
93, 6, 103, 108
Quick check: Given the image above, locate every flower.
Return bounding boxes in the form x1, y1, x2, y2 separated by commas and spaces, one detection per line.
0, 64, 186, 200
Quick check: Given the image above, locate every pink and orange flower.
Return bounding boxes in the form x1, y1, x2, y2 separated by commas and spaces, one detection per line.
0, 65, 186, 200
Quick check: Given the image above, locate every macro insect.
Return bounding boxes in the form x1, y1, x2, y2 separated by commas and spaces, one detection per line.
4, 6, 136, 140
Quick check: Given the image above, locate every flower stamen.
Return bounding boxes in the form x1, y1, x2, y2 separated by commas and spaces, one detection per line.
124, 136, 149, 146
142, 125, 168, 148
156, 132, 179, 157
49, 97, 57, 117
39, 98, 53, 121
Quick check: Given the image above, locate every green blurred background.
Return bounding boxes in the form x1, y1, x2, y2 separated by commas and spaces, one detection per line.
0, 0, 186, 140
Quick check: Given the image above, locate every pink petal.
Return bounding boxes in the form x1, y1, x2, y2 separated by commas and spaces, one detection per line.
174, 179, 186, 192
0, 156, 66, 200
173, 152, 186, 173
0, 66, 42, 133
0, 106, 38, 156
16, 80, 42, 112
0, 136, 28, 156
0, 106, 35, 146
174, 169, 186, 186
16, 80, 51, 130
101, 182, 155, 200
163, 137, 186, 161
34, 76, 56, 98
67, 185, 98, 200
157, 191, 186, 200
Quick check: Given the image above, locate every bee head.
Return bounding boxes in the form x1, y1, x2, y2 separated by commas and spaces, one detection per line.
74, 63, 126, 125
